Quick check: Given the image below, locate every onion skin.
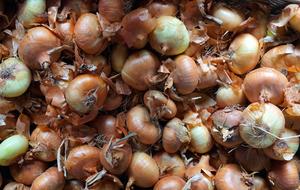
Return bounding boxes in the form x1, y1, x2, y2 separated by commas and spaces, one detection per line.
268, 161, 299, 190
126, 105, 160, 145
31, 167, 65, 190
228, 33, 260, 75
0, 134, 29, 166
147, 1, 177, 17
127, 152, 160, 188
55, 17, 75, 46
10, 160, 48, 185
172, 55, 199, 95
18, 27, 61, 70
65, 145, 102, 180
215, 164, 249, 190
17, 0, 46, 28
154, 176, 185, 190
98, 0, 125, 22
0, 57, 31, 98
121, 50, 160, 91
74, 13, 107, 54
65, 74, 108, 114
150, 16, 190, 55
240, 103, 285, 148
3, 182, 30, 190
243, 67, 288, 105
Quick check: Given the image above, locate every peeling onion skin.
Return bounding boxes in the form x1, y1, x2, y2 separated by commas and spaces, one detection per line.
0, 57, 31, 98
74, 13, 108, 54
243, 67, 288, 105
65, 74, 108, 114
239, 103, 285, 149
228, 33, 260, 75
65, 145, 102, 181
31, 167, 65, 190
154, 176, 185, 190
150, 16, 190, 55
18, 26, 61, 70
268, 161, 299, 190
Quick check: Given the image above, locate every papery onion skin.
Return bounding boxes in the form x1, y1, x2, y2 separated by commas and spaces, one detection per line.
228, 33, 260, 75
150, 16, 190, 55
243, 67, 288, 105
216, 86, 246, 108
126, 105, 160, 144
65, 145, 102, 181
263, 128, 299, 161
289, 8, 300, 33
17, 0, 46, 28
173, 55, 199, 95
18, 26, 61, 70
197, 64, 218, 90
121, 50, 160, 91
268, 161, 299, 190
65, 74, 108, 114
0, 57, 31, 98
0, 134, 29, 166
239, 103, 285, 148
189, 125, 213, 154
215, 164, 249, 190
74, 13, 107, 54
31, 167, 65, 190
147, 1, 177, 17
127, 152, 160, 188
154, 176, 185, 190
98, 0, 125, 22
10, 160, 48, 185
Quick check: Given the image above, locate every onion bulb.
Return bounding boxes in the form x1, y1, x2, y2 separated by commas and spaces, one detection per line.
64, 180, 84, 190
154, 176, 185, 190
216, 85, 246, 108
228, 33, 260, 75
111, 43, 128, 73
0, 57, 31, 98
239, 103, 285, 148
98, 0, 126, 22
189, 124, 213, 154
147, 1, 177, 17
31, 167, 65, 190
150, 16, 190, 55
289, 8, 300, 33
17, 0, 46, 28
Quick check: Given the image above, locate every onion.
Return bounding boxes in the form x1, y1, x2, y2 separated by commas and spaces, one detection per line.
81, 55, 111, 76
239, 103, 285, 148
189, 124, 213, 154
243, 67, 288, 105
102, 91, 123, 111
3, 182, 30, 190
0, 134, 28, 166
149, 16, 190, 55
153, 152, 185, 178
126, 152, 159, 188
65, 74, 108, 114
89, 115, 122, 140
228, 33, 260, 75
147, 1, 177, 17
121, 50, 160, 91
31, 167, 65, 190
154, 176, 185, 190
62, 0, 94, 18
251, 176, 270, 190
216, 85, 245, 108
98, 0, 126, 22
0, 57, 31, 98
197, 62, 218, 90
111, 43, 128, 73
55, 16, 75, 46
289, 8, 300, 33
264, 128, 299, 161
17, 0, 46, 28
64, 180, 84, 190
89, 175, 123, 190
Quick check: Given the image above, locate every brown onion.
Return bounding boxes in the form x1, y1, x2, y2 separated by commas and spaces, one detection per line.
18, 26, 61, 70
126, 105, 161, 144
98, 0, 126, 22
197, 62, 218, 90
30, 125, 62, 162
243, 67, 288, 105
63, 0, 94, 18
126, 152, 159, 188
74, 13, 108, 54
189, 124, 213, 154
81, 55, 111, 76
10, 160, 48, 185
147, 1, 177, 17
63, 180, 84, 190
89, 115, 122, 140
3, 182, 30, 190
268, 161, 299, 190
65, 74, 108, 114
17, 0, 46, 28
251, 176, 270, 190
153, 152, 185, 178
89, 175, 123, 190
65, 145, 102, 180
121, 50, 160, 90
216, 85, 246, 108
111, 43, 128, 73
289, 7, 300, 33
31, 167, 65, 190
120, 8, 156, 48
154, 176, 185, 190
102, 91, 123, 111
55, 16, 75, 46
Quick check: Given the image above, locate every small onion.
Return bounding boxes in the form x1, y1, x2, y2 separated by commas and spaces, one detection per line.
89, 115, 122, 140
74, 13, 108, 54
111, 43, 128, 73
264, 128, 299, 161
228, 33, 260, 75
268, 161, 299, 190
31, 167, 65, 190
65, 145, 102, 181
63, 0, 94, 18
55, 17, 75, 46
121, 50, 160, 90
189, 124, 213, 154
149, 16, 190, 55
153, 152, 185, 178
0, 57, 31, 98
89, 175, 123, 190
147, 1, 177, 17
127, 152, 159, 188
243, 67, 288, 105
3, 182, 30, 190
239, 103, 285, 148
98, 0, 126, 22
126, 105, 161, 144
17, 0, 46, 28
289, 8, 300, 33
82, 55, 111, 76
0, 134, 28, 166
154, 176, 185, 190
65, 74, 108, 114
252, 176, 270, 190
216, 85, 246, 108
102, 91, 123, 111
63, 180, 84, 190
